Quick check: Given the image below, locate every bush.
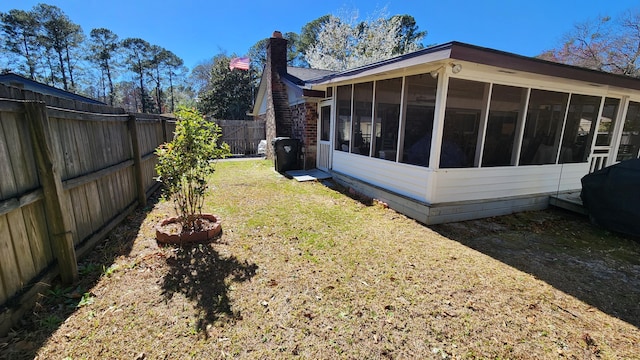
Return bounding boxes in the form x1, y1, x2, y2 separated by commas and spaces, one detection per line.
155, 107, 230, 232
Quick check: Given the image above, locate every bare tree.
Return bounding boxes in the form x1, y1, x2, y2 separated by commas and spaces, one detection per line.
539, 9, 640, 77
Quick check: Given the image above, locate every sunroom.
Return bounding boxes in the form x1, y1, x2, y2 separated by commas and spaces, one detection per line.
306, 42, 640, 224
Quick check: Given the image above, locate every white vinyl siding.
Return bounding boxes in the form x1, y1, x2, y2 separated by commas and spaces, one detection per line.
333, 151, 432, 202
429, 163, 585, 203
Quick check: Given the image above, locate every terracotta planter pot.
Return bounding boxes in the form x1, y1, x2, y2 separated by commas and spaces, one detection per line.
155, 214, 222, 245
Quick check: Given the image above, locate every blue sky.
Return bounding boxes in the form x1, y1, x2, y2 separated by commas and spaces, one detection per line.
2, 0, 639, 70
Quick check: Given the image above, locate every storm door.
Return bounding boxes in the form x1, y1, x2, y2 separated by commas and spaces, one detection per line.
589, 97, 622, 172
318, 100, 332, 171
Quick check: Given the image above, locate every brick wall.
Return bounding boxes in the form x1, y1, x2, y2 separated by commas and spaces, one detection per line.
303, 102, 319, 169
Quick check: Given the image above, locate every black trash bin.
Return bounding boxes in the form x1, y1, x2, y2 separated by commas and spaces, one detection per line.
272, 137, 300, 173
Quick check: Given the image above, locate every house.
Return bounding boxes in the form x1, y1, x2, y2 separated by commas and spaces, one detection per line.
252, 32, 640, 224
0, 72, 105, 105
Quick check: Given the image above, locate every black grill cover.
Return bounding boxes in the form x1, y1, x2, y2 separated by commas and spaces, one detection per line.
580, 158, 640, 237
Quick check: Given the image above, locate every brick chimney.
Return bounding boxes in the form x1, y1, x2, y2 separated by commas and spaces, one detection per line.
265, 31, 293, 159
268, 31, 288, 74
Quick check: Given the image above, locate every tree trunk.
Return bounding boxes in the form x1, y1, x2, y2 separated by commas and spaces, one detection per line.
106, 61, 115, 106
155, 67, 162, 113
138, 59, 146, 113
65, 44, 75, 91
169, 72, 175, 113
21, 36, 36, 80
100, 68, 107, 103
56, 49, 68, 91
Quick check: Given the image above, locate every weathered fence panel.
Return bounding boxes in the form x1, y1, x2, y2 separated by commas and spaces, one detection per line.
136, 116, 166, 197
215, 119, 265, 155
0, 84, 176, 335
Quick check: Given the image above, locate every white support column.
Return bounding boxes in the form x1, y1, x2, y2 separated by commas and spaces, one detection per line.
475, 83, 492, 167
369, 82, 377, 157
425, 69, 449, 203
512, 88, 531, 165
429, 72, 449, 170
555, 93, 573, 164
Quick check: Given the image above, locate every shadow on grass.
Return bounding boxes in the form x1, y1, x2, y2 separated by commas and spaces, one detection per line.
431, 208, 640, 328
322, 179, 375, 206
0, 194, 161, 360
161, 240, 257, 334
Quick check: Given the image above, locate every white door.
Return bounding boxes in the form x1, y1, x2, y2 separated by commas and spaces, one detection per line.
589, 97, 624, 172
317, 101, 332, 171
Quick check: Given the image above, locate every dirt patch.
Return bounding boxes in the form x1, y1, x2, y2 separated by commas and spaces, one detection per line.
432, 209, 640, 328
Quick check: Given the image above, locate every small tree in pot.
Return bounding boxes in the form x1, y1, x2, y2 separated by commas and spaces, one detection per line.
155, 106, 230, 243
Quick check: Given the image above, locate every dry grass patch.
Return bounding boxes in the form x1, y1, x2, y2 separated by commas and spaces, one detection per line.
1, 159, 639, 359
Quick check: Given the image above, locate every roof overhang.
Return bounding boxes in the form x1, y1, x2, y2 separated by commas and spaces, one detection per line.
250, 70, 326, 117
307, 41, 640, 91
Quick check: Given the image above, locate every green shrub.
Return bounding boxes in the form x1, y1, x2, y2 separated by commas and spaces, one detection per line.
155, 107, 230, 232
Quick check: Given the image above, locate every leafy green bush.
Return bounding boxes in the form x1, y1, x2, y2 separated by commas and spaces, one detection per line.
155, 107, 230, 232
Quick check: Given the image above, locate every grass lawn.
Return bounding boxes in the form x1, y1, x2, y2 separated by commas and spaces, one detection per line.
2, 159, 639, 359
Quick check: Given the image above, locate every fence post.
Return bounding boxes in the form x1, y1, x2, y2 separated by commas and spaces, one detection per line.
24, 101, 78, 284
128, 115, 147, 207
161, 118, 168, 143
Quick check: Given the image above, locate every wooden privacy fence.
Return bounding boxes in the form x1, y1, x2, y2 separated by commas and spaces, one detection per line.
0, 84, 175, 335
214, 119, 265, 155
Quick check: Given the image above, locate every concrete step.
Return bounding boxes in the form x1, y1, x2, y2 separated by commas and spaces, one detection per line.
549, 191, 587, 215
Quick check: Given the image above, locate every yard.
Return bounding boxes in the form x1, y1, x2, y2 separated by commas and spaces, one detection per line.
1, 159, 639, 359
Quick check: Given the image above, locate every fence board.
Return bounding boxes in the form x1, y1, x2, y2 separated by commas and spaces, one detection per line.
125, 167, 136, 207
82, 119, 97, 173
0, 263, 5, 305
114, 168, 127, 212
121, 121, 132, 161
22, 202, 52, 271
15, 117, 39, 192
0, 116, 18, 199
70, 186, 92, 244
155, 122, 163, 151
110, 169, 122, 212
149, 123, 158, 155
139, 122, 150, 155
73, 119, 90, 175
6, 209, 37, 283
47, 114, 65, 179
120, 168, 131, 210
3, 112, 37, 194
95, 122, 107, 166
58, 118, 81, 180
104, 120, 117, 166
62, 191, 79, 245
0, 214, 21, 299
102, 121, 114, 166
95, 177, 111, 223
85, 181, 104, 231
101, 174, 116, 221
